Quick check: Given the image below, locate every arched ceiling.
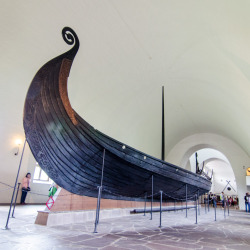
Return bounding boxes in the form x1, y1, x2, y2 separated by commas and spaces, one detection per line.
1, 0, 250, 160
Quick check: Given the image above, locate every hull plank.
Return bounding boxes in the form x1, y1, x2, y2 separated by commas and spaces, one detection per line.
23, 27, 211, 201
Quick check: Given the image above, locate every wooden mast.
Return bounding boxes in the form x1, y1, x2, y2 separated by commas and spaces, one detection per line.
161, 86, 165, 161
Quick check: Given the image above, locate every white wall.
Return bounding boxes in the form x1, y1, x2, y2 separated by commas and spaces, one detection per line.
0, 141, 51, 204
166, 133, 250, 210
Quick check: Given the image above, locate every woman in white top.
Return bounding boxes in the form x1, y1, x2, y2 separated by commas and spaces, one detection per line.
20, 173, 31, 204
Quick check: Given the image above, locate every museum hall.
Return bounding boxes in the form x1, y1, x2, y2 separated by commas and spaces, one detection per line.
1, 1, 250, 249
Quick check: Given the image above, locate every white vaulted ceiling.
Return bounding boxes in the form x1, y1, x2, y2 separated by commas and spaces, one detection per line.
1, 0, 250, 162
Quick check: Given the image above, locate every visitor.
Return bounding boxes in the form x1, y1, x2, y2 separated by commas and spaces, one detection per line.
231, 196, 234, 206
245, 193, 250, 212
208, 192, 213, 205
48, 182, 58, 197
248, 195, 250, 212
220, 192, 224, 208
20, 172, 31, 204
244, 193, 248, 212
235, 196, 238, 206
212, 194, 217, 208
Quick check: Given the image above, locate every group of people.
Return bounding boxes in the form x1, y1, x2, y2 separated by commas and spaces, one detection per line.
244, 192, 250, 212
207, 192, 238, 208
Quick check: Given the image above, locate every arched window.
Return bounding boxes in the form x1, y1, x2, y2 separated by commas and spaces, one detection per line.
33, 162, 52, 183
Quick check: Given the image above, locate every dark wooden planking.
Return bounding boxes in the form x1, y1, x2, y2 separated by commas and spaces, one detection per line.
75, 113, 210, 188
23, 27, 211, 201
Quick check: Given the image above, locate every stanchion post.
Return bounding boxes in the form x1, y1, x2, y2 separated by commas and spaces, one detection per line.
214, 200, 217, 221
185, 184, 188, 218
165, 198, 167, 211
198, 190, 200, 215
159, 191, 163, 228
4, 139, 27, 230
11, 183, 21, 218
94, 186, 102, 233
195, 194, 198, 224
144, 192, 147, 216
224, 199, 226, 219
93, 149, 105, 233
208, 196, 210, 212
150, 175, 153, 220
205, 197, 207, 214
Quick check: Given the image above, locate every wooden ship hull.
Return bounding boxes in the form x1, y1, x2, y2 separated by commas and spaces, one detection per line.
23, 27, 211, 201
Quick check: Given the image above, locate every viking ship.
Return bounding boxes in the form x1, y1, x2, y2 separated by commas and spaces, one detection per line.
23, 27, 211, 201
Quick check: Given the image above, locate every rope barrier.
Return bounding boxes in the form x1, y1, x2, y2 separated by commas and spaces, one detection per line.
102, 187, 197, 203
0, 180, 99, 197
0, 180, 198, 202
0, 187, 14, 192
162, 191, 196, 201
0, 181, 14, 188
145, 191, 160, 198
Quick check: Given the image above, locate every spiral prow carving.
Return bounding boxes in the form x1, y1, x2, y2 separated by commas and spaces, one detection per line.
61, 27, 80, 60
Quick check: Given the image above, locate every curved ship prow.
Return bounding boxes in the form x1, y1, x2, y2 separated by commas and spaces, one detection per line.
23, 27, 211, 201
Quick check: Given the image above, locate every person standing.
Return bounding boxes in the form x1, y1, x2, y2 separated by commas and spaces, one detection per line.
208, 192, 213, 205
246, 193, 250, 212
48, 182, 58, 197
20, 173, 31, 204
212, 194, 217, 208
244, 193, 248, 212
248, 195, 250, 212
220, 192, 225, 208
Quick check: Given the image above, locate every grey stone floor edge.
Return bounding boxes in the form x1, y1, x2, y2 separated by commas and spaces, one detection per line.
1, 205, 250, 250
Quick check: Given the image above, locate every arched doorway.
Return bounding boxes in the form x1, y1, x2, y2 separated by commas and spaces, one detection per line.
189, 148, 237, 198
166, 133, 249, 210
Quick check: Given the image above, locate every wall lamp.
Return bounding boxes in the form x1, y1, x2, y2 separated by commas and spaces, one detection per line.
14, 139, 22, 156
